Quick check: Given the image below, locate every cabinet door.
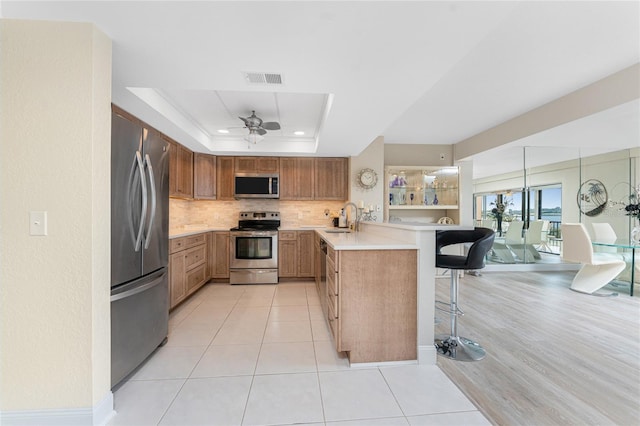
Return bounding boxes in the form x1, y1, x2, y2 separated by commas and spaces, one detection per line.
177, 145, 194, 198
298, 231, 315, 277
168, 140, 179, 197
194, 153, 216, 199
278, 239, 298, 277
211, 232, 230, 279
280, 157, 314, 200
169, 252, 186, 309
315, 158, 348, 200
216, 156, 235, 200
235, 156, 280, 173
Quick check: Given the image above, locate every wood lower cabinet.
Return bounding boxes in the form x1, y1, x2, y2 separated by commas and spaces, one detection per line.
216, 156, 235, 200
208, 231, 230, 279
169, 233, 207, 309
315, 157, 348, 200
278, 230, 315, 278
323, 247, 418, 363
194, 153, 216, 199
280, 157, 315, 200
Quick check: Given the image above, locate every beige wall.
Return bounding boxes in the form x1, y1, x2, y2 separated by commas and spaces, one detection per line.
454, 63, 640, 161
0, 19, 111, 411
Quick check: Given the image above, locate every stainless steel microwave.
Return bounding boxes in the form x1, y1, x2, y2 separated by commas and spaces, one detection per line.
234, 173, 279, 199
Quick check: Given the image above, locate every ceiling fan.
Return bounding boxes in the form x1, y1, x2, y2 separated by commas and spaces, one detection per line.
239, 110, 281, 144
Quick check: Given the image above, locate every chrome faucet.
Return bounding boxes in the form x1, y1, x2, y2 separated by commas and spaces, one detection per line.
342, 202, 361, 232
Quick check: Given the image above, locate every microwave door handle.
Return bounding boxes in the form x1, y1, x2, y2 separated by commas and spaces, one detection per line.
134, 151, 147, 252
143, 154, 156, 250
269, 177, 273, 195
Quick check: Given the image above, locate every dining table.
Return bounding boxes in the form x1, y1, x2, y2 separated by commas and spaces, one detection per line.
591, 239, 639, 296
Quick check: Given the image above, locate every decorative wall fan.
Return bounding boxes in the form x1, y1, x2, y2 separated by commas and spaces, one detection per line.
238, 111, 280, 144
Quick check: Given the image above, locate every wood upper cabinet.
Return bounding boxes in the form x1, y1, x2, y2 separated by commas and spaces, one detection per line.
208, 231, 230, 279
169, 140, 194, 199
278, 230, 315, 278
216, 156, 235, 200
234, 156, 279, 173
193, 153, 216, 200
315, 157, 348, 200
280, 157, 315, 200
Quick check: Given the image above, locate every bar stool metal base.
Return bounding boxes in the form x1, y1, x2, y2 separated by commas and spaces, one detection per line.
435, 334, 486, 362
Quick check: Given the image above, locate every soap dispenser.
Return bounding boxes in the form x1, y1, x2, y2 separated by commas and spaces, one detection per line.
338, 209, 347, 228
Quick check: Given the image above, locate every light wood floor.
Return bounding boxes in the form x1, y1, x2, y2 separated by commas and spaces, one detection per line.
435, 271, 640, 425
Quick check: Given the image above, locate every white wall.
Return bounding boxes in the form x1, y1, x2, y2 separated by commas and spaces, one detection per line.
350, 136, 385, 222
0, 19, 112, 414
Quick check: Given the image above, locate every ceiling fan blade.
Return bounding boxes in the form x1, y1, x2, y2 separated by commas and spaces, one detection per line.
261, 122, 281, 130
256, 128, 267, 135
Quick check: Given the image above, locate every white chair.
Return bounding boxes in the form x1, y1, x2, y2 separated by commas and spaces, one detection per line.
510, 220, 544, 261
490, 221, 524, 263
561, 223, 626, 295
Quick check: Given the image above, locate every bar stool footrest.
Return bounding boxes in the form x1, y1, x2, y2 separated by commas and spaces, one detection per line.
435, 300, 464, 316
434, 334, 485, 362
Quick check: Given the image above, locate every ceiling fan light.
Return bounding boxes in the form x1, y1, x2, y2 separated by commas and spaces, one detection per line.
244, 133, 264, 144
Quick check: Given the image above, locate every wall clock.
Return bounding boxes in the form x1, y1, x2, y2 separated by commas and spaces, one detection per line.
356, 168, 378, 190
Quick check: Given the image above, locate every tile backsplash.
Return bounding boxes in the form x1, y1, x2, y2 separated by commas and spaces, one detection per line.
170, 198, 346, 232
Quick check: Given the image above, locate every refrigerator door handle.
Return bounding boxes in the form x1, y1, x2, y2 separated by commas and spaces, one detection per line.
134, 151, 147, 252
110, 270, 166, 302
143, 154, 157, 250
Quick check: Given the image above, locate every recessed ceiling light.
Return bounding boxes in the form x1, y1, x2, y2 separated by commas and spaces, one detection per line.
217, 129, 229, 134
294, 131, 305, 136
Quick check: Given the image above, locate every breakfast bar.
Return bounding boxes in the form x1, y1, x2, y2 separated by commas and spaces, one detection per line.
317, 221, 473, 365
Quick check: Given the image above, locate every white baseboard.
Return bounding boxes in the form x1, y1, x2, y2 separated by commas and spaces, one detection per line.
349, 359, 418, 369
0, 392, 114, 426
418, 345, 437, 365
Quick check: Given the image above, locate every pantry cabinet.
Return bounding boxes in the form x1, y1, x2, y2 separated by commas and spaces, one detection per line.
169, 233, 207, 309
193, 153, 216, 199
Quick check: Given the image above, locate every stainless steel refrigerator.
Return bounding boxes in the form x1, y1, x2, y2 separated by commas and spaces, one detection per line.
110, 110, 169, 388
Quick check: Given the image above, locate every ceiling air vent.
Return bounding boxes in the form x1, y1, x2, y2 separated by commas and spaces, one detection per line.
244, 72, 283, 85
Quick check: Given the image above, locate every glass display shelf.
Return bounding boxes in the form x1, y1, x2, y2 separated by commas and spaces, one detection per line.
386, 166, 459, 210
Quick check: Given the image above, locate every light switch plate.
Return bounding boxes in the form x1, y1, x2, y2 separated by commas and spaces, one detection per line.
30, 211, 47, 236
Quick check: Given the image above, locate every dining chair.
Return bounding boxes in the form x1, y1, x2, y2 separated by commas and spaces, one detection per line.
489, 221, 524, 263
561, 223, 626, 295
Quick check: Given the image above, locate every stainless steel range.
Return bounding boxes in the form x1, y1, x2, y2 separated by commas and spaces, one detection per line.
229, 211, 280, 284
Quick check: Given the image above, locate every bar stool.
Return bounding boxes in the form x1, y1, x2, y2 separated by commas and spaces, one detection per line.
435, 227, 495, 361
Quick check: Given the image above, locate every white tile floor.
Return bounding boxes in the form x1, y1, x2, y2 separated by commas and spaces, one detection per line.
109, 282, 489, 426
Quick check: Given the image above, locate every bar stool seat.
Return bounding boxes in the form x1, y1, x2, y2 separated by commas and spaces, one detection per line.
435, 227, 495, 361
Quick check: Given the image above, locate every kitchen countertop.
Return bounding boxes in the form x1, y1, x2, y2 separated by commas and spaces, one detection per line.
170, 227, 230, 239
316, 228, 418, 250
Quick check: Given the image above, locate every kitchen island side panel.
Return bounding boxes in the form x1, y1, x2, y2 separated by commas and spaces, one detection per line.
339, 249, 418, 363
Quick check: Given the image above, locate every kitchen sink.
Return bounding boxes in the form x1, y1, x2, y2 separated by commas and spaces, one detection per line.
325, 229, 352, 233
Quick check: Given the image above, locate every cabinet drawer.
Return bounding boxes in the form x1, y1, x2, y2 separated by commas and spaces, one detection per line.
328, 301, 338, 341
327, 266, 338, 296
185, 233, 206, 248
328, 291, 338, 317
279, 230, 297, 240
170, 237, 187, 254
184, 245, 206, 269
186, 264, 206, 292
327, 245, 336, 264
